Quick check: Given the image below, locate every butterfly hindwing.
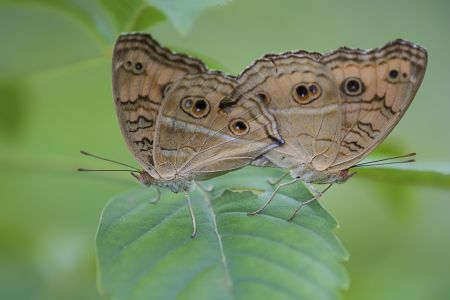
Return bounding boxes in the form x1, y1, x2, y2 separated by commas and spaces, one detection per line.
234, 54, 342, 171
322, 39, 427, 172
153, 73, 283, 180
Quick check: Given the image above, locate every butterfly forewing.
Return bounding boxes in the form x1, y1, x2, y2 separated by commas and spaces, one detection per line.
112, 33, 207, 173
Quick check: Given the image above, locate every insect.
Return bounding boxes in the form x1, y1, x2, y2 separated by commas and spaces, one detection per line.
229, 39, 427, 219
80, 33, 427, 234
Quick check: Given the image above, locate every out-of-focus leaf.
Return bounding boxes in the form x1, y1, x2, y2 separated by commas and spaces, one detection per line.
0, 5, 105, 79
0, 80, 27, 141
96, 167, 348, 300
100, 0, 230, 35
99, 0, 166, 32
356, 162, 450, 189
132, 6, 166, 31
0, 0, 114, 44
147, 0, 230, 35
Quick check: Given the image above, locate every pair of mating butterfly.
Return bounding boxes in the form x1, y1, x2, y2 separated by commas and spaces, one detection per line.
82, 33, 427, 237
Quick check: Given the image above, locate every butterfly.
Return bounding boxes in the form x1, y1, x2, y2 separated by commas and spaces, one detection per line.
226, 39, 427, 220
111, 33, 283, 236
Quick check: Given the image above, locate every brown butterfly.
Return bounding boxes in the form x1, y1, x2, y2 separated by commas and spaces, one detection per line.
111, 33, 283, 236
228, 39, 427, 219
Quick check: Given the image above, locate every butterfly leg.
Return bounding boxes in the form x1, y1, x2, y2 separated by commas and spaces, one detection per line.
248, 178, 299, 216
196, 181, 214, 192
288, 183, 333, 221
268, 172, 289, 185
148, 187, 161, 204
184, 191, 197, 238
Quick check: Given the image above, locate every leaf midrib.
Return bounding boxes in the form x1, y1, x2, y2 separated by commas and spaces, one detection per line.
197, 184, 235, 299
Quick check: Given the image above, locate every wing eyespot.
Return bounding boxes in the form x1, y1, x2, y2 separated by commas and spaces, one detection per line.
161, 82, 173, 98
341, 77, 365, 96
180, 97, 210, 119
229, 119, 250, 136
387, 69, 402, 83
389, 69, 399, 79
292, 82, 322, 104
133, 62, 145, 74
121, 60, 145, 74
181, 97, 193, 110
256, 92, 271, 105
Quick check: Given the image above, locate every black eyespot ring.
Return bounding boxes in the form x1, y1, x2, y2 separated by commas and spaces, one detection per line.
296, 85, 308, 99
229, 119, 249, 136
346, 80, 360, 92
389, 69, 399, 79
341, 77, 364, 96
194, 100, 207, 112
309, 84, 318, 95
135, 62, 143, 70
256, 93, 271, 105
292, 82, 322, 104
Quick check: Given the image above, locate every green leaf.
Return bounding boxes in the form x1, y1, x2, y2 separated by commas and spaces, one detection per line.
0, 0, 115, 45
96, 167, 348, 300
99, 0, 166, 33
132, 5, 166, 31
147, 0, 229, 35
100, 0, 230, 35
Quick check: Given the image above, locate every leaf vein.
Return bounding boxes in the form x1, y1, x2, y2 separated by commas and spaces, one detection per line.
110, 202, 188, 261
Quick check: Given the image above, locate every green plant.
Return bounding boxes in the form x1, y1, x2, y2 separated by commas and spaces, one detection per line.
96, 168, 348, 300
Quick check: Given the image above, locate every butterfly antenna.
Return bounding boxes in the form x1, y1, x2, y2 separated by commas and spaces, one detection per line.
352, 159, 415, 168
352, 152, 416, 168
353, 152, 416, 167
79, 150, 140, 171
77, 168, 140, 173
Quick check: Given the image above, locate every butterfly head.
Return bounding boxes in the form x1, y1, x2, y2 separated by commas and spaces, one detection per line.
334, 169, 356, 184
130, 170, 193, 193
311, 169, 356, 184
131, 170, 154, 186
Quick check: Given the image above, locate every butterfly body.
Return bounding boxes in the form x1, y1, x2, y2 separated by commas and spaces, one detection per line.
286, 165, 353, 184
133, 171, 194, 193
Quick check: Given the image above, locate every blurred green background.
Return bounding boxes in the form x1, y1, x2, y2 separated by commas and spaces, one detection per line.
1, 0, 449, 299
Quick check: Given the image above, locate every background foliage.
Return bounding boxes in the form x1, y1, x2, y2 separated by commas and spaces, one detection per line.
1, 0, 450, 299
